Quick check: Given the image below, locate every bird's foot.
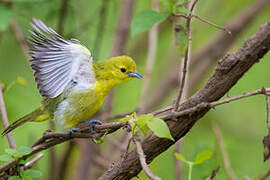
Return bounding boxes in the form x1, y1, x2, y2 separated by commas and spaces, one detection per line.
77, 119, 103, 133
68, 128, 80, 138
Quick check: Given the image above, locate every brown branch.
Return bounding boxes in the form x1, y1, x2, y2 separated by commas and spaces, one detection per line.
173, 13, 231, 35
174, 0, 199, 111
132, 135, 161, 180
205, 167, 219, 180
146, 0, 270, 111
0, 85, 16, 149
212, 123, 236, 180
0, 122, 127, 173
98, 21, 270, 179
22, 153, 44, 170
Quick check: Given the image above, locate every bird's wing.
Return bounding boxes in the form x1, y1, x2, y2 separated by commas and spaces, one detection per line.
28, 18, 93, 98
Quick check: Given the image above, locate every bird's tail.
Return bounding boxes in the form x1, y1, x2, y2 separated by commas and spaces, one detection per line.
2, 108, 46, 136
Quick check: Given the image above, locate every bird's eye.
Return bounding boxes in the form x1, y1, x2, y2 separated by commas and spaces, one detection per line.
120, 68, 126, 73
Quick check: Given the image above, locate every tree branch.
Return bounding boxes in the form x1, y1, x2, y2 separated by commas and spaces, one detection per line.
0, 85, 16, 149
146, 0, 270, 111
0, 122, 127, 173
98, 21, 270, 179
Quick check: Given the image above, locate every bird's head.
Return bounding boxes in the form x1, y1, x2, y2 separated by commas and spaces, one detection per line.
94, 56, 143, 85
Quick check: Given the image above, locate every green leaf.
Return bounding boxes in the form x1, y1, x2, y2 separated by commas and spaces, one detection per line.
131, 10, 169, 37
174, 152, 190, 164
176, 7, 192, 14
0, 6, 12, 32
119, 116, 131, 123
147, 118, 174, 141
5, 148, 18, 158
18, 146, 32, 157
9, 176, 21, 180
23, 169, 43, 178
20, 173, 32, 180
0, 154, 13, 162
193, 150, 212, 165
135, 114, 154, 135
93, 131, 108, 144
131, 121, 137, 136
174, 25, 188, 56
16, 76, 28, 87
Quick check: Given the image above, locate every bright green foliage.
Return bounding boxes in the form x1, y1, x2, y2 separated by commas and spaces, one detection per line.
175, 150, 213, 180
0, 146, 32, 164
22, 169, 43, 178
9, 176, 21, 180
119, 113, 174, 140
193, 150, 213, 165
0, 154, 13, 162
174, 152, 189, 164
18, 146, 32, 157
5, 148, 18, 158
9, 169, 42, 180
174, 26, 188, 56
131, 10, 169, 37
147, 118, 174, 141
94, 130, 108, 144
0, 6, 12, 31
135, 114, 153, 135
159, 0, 191, 13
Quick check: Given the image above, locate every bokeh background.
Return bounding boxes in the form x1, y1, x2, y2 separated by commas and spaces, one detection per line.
0, 0, 270, 179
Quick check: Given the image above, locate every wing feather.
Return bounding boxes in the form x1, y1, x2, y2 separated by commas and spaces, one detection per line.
28, 18, 93, 98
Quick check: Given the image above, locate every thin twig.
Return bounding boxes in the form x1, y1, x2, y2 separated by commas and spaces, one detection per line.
205, 167, 220, 180
0, 122, 127, 173
139, 0, 159, 113
210, 88, 270, 107
0, 85, 16, 149
174, 0, 199, 111
146, 0, 270, 112
263, 87, 270, 132
212, 122, 237, 180
132, 135, 161, 180
173, 13, 231, 35
22, 153, 44, 170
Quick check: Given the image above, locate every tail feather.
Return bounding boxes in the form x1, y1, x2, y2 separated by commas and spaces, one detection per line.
2, 108, 43, 136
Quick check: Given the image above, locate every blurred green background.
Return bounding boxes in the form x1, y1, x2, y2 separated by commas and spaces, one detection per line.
0, 0, 270, 179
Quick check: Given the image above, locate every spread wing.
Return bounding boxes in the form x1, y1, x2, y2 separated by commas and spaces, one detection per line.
28, 18, 93, 98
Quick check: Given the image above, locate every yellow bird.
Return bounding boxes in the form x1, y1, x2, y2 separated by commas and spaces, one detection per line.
3, 18, 143, 135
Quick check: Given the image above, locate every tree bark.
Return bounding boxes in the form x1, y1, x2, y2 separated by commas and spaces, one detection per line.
99, 21, 270, 180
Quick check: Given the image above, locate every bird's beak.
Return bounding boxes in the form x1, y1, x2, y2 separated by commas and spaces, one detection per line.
128, 71, 143, 79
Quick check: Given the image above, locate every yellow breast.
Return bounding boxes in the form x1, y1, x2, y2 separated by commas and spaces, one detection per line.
56, 80, 115, 129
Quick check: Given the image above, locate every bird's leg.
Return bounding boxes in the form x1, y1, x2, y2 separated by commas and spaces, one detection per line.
67, 120, 103, 138
77, 119, 103, 132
